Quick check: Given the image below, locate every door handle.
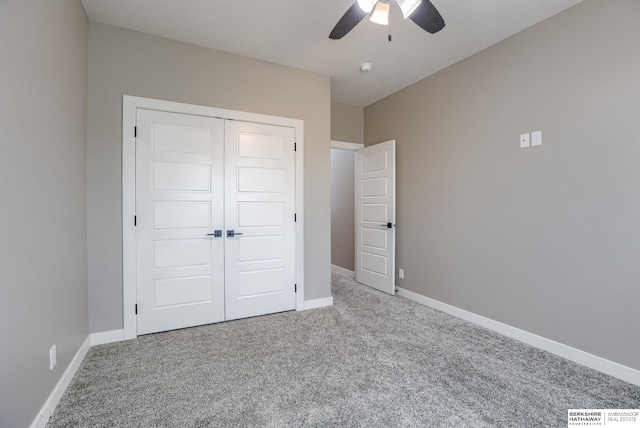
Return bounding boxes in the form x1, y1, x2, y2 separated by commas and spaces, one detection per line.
380, 223, 394, 229
227, 230, 243, 237
206, 230, 222, 238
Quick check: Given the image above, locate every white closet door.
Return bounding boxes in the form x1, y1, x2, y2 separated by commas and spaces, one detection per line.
224, 121, 296, 320
355, 140, 396, 295
136, 109, 225, 335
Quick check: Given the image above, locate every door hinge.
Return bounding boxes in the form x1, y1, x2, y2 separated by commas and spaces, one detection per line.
294, 213, 297, 222
294, 284, 297, 293
294, 142, 297, 152
134, 215, 137, 226
135, 304, 138, 315
134, 126, 137, 138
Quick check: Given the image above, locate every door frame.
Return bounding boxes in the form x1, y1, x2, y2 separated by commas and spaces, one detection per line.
122, 95, 305, 340
331, 140, 364, 151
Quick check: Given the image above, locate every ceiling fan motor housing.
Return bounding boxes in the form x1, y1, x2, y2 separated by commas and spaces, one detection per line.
358, 0, 422, 18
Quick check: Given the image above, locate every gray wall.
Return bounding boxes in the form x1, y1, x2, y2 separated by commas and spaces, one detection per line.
87, 23, 332, 333
331, 149, 356, 271
331, 102, 364, 143
0, 1, 89, 427
365, 0, 640, 370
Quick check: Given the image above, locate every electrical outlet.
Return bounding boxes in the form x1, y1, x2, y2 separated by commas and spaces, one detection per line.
399, 268, 405, 279
520, 133, 530, 148
49, 345, 56, 370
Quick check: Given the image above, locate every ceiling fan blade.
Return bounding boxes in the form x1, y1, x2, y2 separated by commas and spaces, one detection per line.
409, 0, 445, 34
329, 3, 367, 39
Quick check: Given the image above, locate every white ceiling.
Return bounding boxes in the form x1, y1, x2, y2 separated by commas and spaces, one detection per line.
81, 0, 584, 107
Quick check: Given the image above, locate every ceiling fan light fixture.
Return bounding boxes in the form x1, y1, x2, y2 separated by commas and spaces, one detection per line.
396, 0, 421, 19
328, 0, 444, 40
356, 0, 376, 13
369, 1, 390, 26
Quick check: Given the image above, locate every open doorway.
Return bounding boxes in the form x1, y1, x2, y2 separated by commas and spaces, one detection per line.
331, 139, 397, 295
330, 141, 363, 278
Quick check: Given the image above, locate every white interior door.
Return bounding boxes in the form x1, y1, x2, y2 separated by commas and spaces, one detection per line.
135, 111, 297, 333
224, 121, 296, 320
136, 109, 225, 335
355, 140, 396, 295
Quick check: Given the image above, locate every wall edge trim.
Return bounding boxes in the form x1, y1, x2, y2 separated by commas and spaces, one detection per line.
30, 336, 91, 428
90, 329, 126, 346
397, 287, 640, 387
331, 264, 355, 279
297, 296, 334, 311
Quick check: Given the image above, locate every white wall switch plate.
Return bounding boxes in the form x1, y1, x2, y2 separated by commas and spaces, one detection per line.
520, 133, 530, 148
532, 130, 542, 146
49, 345, 57, 370
399, 268, 404, 279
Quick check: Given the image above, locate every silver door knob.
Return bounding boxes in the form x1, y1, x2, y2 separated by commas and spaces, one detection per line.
227, 230, 243, 237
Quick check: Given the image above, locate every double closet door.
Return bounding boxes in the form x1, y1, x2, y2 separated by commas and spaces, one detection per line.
135, 109, 296, 335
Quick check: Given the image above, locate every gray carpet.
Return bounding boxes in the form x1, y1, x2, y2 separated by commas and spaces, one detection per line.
48, 273, 639, 427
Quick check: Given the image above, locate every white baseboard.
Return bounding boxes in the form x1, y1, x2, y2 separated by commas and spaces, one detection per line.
30, 336, 91, 428
397, 287, 640, 387
297, 296, 334, 311
90, 329, 125, 346
331, 264, 355, 279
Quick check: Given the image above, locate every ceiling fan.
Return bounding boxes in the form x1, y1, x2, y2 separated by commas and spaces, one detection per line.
329, 0, 445, 40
